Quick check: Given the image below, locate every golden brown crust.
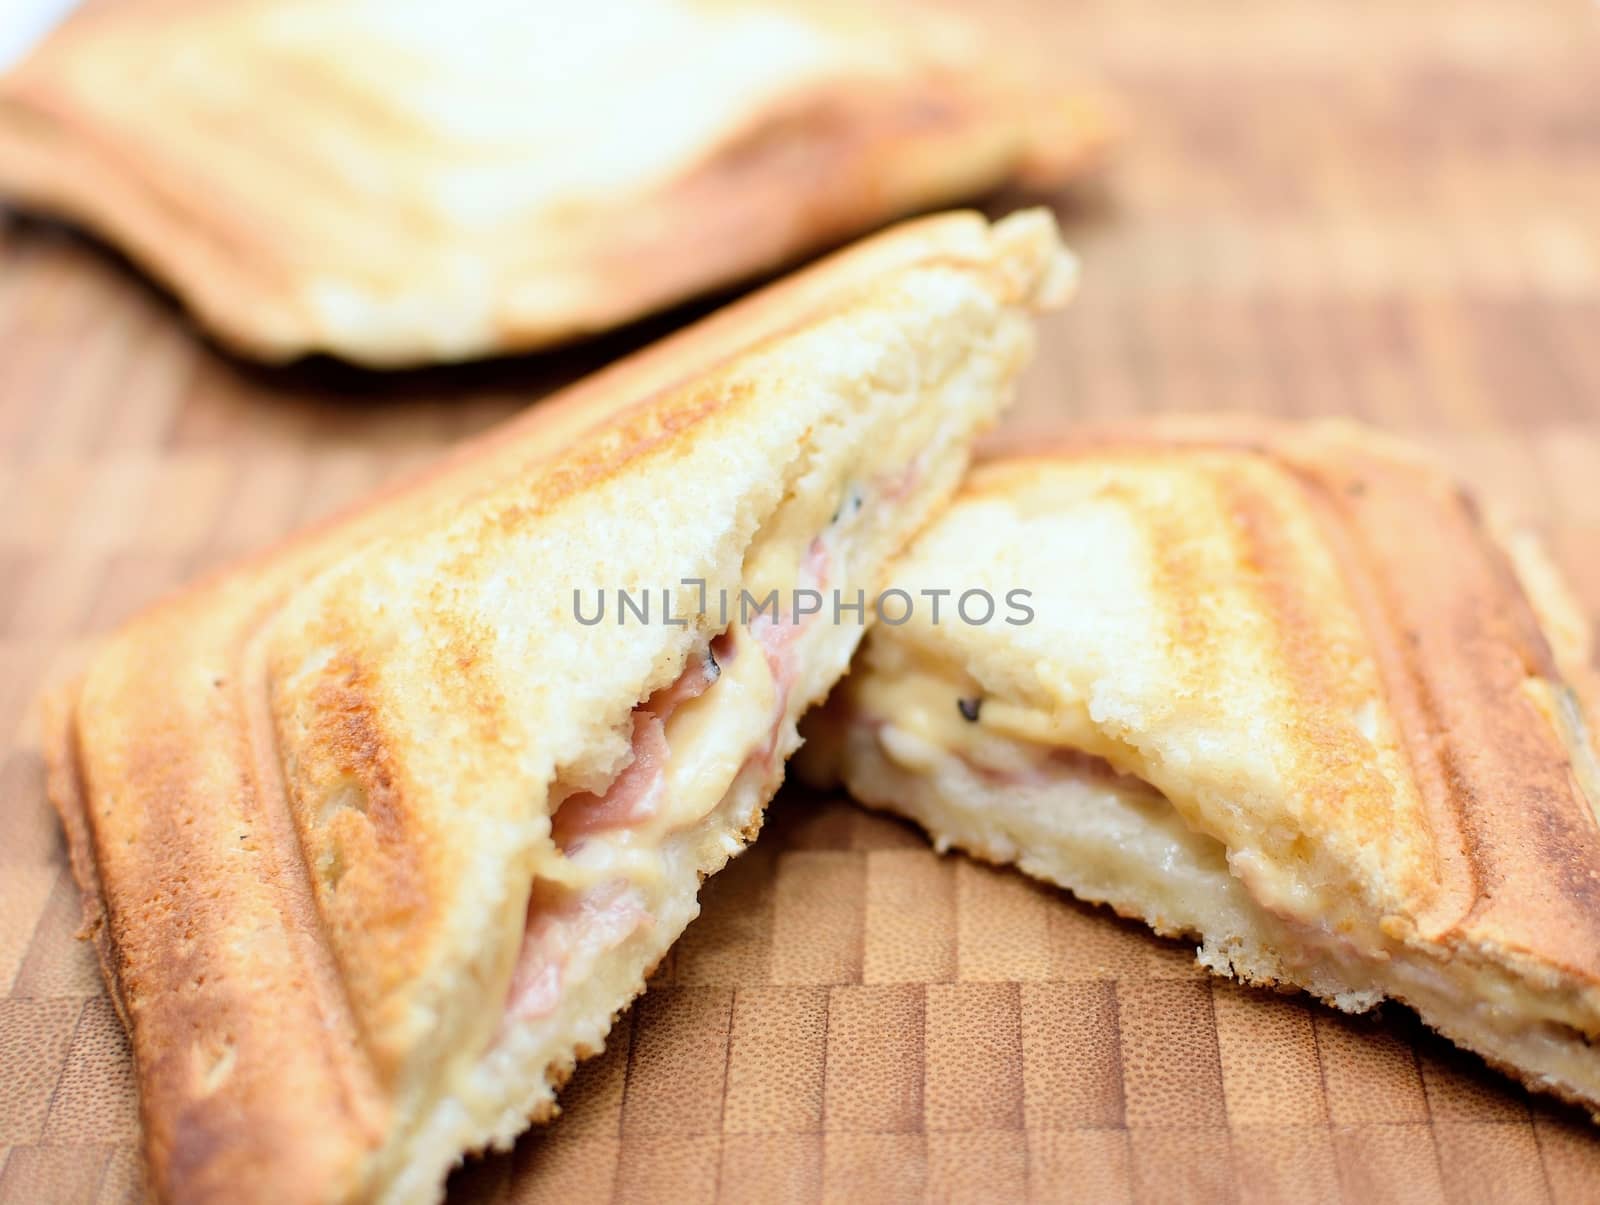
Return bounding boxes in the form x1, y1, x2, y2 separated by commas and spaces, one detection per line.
824, 414, 1600, 1116
43, 210, 1070, 1203
52, 595, 390, 1202
985, 416, 1600, 989
0, 0, 1110, 365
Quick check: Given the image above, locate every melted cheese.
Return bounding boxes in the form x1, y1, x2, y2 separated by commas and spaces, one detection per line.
853, 650, 1124, 776
658, 623, 777, 833
852, 651, 1342, 937
842, 671, 1600, 1109
544, 486, 847, 898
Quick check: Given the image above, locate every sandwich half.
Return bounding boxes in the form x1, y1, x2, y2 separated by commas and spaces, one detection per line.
801, 415, 1600, 1115
0, 0, 1107, 365
44, 209, 1075, 1202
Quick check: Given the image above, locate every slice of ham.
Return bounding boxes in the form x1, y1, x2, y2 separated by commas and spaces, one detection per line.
641, 641, 725, 719
549, 711, 669, 846
534, 534, 835, 1022
969, 743, 1146, 790
550, 537, 829, 848
497, 524, 865, 1041
747, 536, 830, 766
501, 879, 649, 1030
501, 468, 915, 1042
549, 642, 728, 846
877, 450, 925, 504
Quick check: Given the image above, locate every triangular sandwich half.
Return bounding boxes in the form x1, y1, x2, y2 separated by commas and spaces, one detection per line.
801, 416, 1600, 1115
0, 0, 1108, 365
45, 210, 1075, 1203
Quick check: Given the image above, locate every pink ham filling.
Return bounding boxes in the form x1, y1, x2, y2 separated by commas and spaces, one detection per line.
550, 628, 734, 846
552, 537, 830, 846
975, 744, 1149, 791
877, 451, 925, 504
747, 535, 830, 765
501, 535, 839, 1029
857, 704, 1159, 792
554, 709, 669, 841
500, 879, 649, 1030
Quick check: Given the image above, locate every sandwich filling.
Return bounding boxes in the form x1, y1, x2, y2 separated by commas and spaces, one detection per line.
381, 441, 957, 1203
497, 537, 832, 1040
822, 653, 1600, 1110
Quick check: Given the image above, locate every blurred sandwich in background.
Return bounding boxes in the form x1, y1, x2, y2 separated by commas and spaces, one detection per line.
0, 0, 1110, 366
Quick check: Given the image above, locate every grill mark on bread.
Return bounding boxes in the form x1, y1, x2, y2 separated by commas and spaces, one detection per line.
1215, 464, 1432, 915
1278, 456, 1478, 939
466, 384, 735, 550
1073, 447, 1448, 925
1054, 419, 1600, 975
52, 599, 392, 1201
995, 420, 1600, 975
1294, 449, 1600, 960
593, 84, 967, 304
293, 648, 434, 1083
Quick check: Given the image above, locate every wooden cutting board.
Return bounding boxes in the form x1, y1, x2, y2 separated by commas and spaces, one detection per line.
3, 0, 1600, 1200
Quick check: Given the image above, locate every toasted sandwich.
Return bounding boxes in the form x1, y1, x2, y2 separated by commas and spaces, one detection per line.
0, 0, 1107, 365
45, 210, 1075, 1202
801, 416, 1600, 1115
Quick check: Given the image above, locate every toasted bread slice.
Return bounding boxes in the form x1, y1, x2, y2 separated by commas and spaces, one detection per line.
802, 415, 1600, 1116
45, 210, 1075, 1202
0, 0, 1108, 365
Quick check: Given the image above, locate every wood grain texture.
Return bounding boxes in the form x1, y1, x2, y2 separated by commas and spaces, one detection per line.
2, 0, 1599, 1200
